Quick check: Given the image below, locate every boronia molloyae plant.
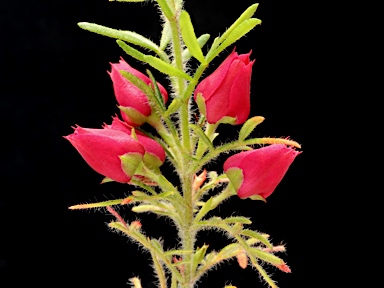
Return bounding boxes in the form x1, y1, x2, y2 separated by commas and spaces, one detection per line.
65, 1, 302, 287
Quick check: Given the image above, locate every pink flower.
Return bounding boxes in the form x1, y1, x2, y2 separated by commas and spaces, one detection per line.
194, 49, 254, 125
103, 116, 166, 168
223, 144, 300, 199
109, 58, 168, 126
64, 126, 145, 183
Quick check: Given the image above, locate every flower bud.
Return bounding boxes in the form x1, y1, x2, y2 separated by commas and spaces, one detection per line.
224, 144, 300, 199
109, 58, 168, 126
64, 126, 145, 183
194, 49, 254, 125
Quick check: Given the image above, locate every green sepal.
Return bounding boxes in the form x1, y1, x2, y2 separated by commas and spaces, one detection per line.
118, 106, 148, 126
225, 168, 244, 192
223, 216, 252, 225
240, 229, 273, 249
218, 116, 237, 125
248, 194, 266, 202
192, 244, 209, 272
180, 10, 206, 64
238, 116, 265, 141
78, 22, 167, 61
195, 92, 206, 116
143, 153, 164, 170
249, 247, 284, 266
120, 70, 154, 97
101, 177, 114, 184
120, 152, 144, 179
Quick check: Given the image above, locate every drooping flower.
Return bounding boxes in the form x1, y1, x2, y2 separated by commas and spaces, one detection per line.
64, 126, 145, 183
109, 58, 168, 126
224, 144, 300, 199
103, 116, 166, 169
194, 49, 254, 125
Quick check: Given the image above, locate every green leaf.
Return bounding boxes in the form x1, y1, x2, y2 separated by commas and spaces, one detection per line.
249, 247, 284, 266
160, 20, 172, 50
240, 229, 273, 249
189, 124, 214, 151
224, 216, 252, 225
238, 116, 265, 141
156, 0, 174, 20
146, 69, 167, 112
192, 244, 209, 272
144, 55, 193, 81
180, 10, 206, 64
218, 3, 259, 46
68, 198, 126, 210
78, 22, 167, 60
217, 243, 241, 259
194, 197, 213, 222
182, 34, 210, 62
132, 204, 165, 213
207, 18, 261, 62
108, 221, 130, 234
117, 40, 146, 62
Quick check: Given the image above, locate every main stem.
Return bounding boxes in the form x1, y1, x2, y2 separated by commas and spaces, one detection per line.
168, 5, 195, 287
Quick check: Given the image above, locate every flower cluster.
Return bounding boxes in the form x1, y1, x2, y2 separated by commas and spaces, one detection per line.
66, 53, 299, 199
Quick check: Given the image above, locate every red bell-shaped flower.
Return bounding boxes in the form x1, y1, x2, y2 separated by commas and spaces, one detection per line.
194, 49, 254, 125
103, 116, 166, 169
64, 126, 145, 183
109, 58, 168, 126
224, 144, 300, 199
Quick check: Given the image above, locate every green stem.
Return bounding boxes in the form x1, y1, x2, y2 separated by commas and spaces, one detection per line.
180, 172, 195, 288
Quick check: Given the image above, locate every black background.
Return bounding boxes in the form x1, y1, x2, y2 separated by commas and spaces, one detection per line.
1, 0, 313, 287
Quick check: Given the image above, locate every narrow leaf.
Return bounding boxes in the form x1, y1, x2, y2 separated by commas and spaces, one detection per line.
219, 4, 259, 45
192, 244, 209, 272
189, 124, 214, 150
160, 20, 172, 50
164, 250, 193, 256
240, 229, 273, 249
182, 34, 210, 61
224, 216, 252, 225
117, 40, 146, 62
194, 197, 213, 222
180, 10, 206, 63
207, 18, 261, 62
144, 55, 193, 81
69, 198, 126, 210
146, 69, 167, 111
249, 248, 284, 266
78, 22, 167, 60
